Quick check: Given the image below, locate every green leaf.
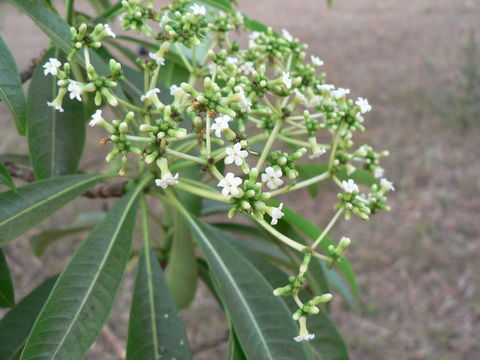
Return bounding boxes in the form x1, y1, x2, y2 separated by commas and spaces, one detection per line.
29, 226, 92, 258
185, 218, 310, 360
0, 36, 27, 136
0, 154, 30, 167
227, 328, 247, 360
225, 234, 349, 360
0, 173, 105, 247
126, 214, 192, 359
0, 249, 15, 307
0, 161, 16, 191
166, 212, 198, 309
20, 176, 148, 360
276, 203, 360, 301
27, 48, 86, 179
0, 277, 57, 360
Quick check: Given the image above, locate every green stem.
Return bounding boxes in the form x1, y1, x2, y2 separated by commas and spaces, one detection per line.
166, 148, 207, 164
257, 219, 306, 252
93, 1, 123, 22
256, 119, 282, 170
116, 97, 144, 112
328, 122, 344, 173
311, 208, 344, 249
174, 44, 193, 72
176, 182, 228, 203
269, 171, 330, 197
65, 0, 75, 25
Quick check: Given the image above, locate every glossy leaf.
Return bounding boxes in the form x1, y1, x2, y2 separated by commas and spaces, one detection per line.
0, 277, 57, 360
0, 249, 15, 307
0, 161, 16, 191
185, 218, 310, 360
27, 48, 85, 179
0, 173, 105, 247
20, 177, 147, 360
29, 226, 92, 258
227, 328, 247, 360
0, 36, 27, 136
166, 212, 198, 309
127, 230, 192, 359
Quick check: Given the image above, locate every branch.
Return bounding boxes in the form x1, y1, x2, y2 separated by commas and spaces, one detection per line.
20, 50, 45, 83
4, 161, 127, 198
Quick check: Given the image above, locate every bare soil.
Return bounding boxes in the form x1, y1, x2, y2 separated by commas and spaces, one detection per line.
1, 0, 479, 359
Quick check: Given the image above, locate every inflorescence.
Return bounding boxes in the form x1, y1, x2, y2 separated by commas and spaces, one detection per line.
43, 0, 394, 342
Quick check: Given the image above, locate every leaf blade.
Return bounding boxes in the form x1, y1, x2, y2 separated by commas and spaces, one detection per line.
0, 173, 105, 247
0, 36, 27, 136
0, 161, 16, 191
20, 177, 148, 360
27, 48, 86, 179
0, 249, 15, 307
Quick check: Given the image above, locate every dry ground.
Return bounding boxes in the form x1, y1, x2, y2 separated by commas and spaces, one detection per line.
1, 0, 480, 359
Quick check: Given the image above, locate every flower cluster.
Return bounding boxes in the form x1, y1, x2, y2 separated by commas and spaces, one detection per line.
43, 1, 394, 342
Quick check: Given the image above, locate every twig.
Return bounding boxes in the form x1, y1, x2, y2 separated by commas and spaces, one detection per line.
20, 50, 46, 83
4, 161, 127, 198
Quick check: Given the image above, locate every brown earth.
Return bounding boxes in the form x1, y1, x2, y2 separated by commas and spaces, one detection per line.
1, 0, 480, 359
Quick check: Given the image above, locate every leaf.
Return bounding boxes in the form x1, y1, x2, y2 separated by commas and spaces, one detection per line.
29, 226, 92, 258
20, 176, 148, 360
185, 218, 310, 360
126, 231, 192, 359
227, 327, 247, 360
0, 249, 15, 307
27, 48, 86, 179
0, 173, 105, 247
166, 212, 198, 309
275, 203, 360, 301
0, 154, 30, 167
0, 162, 16, 191
0, 277, 57, 360
225, 234, 350, 360
0, 36, 27, 136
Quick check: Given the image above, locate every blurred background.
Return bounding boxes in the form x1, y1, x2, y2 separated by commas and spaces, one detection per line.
1, 0, 479, 359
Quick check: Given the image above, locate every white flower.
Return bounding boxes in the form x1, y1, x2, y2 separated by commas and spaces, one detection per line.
380, 178, 395, 192
225, 143, 248, 166
140, 88, 161, 102
159, 13, 170, 28
270, 203, 284, 225
342, 179, 359, 193
282, 29, 293, 42
103, 24, 116, 38
218, 172, 242, 197
317, 84, 335, 91
236, 87, 252, 112
211, 115, 232, 137
149, 52, 165, 65
294, 333, 315, 342
239, 61, 255, 75
170, 84, 185, 97
311, 55, 324, 67
226, 56, 238, 64
190, 3, 206, 15
282, 72, 292, 89
248, 31, 261, 47
43, 58, 61, 76
355, 97, 372, 114
89, 110, 103, 127
155, 173, 179, 189
307, 95, 322, 108
293, 89, 307, 104
68, 81, 82, 101
47, 99, 64, 112
261, 167, 284, 190
331, 88, 350, 99
308, 147, 327, 159
374, 167, 384, 178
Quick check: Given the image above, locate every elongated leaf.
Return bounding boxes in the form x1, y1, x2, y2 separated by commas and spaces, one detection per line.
226, 234, 349, 360
227, 327, 247, 360
0, 249, 15, 307
185, 218, 310, 360
275, 203, 359, 301
0, 154, 30, 167
29, 226, 92, 258
28, 48, 85, 179
0, 277, 57, 360
166, 212, 198, 309
0, 173, 105, 247
127, 243, 192, 359
0, 162, 16, 191
0, 36, 26, 136
20, 177, 147, 360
